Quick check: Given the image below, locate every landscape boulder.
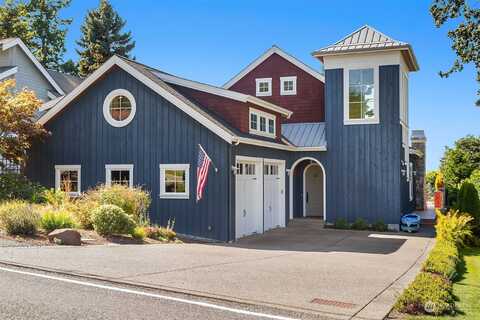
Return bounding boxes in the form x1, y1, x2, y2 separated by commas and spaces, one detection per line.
48, 229, 82, 246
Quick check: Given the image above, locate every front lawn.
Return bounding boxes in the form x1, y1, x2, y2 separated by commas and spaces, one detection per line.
406, 246, 480, 320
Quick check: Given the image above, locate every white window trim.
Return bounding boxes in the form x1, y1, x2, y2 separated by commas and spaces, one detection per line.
280, 76, 297, 95
249, 108, 276, 138
343, 66, 380, 125
105, 164, 134, 188
255, 78, 272, 97
103, 88, 137, 127
55, 165, 81, 196
159, 164, 190, 199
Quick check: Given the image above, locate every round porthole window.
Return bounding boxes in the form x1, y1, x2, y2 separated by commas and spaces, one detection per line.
103, 89, 136, 127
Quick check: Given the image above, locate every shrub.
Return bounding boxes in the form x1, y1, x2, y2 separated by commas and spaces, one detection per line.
422, 241, 459, 279
334, 218, 349, 229
43, 189, 70, 208
436, 209, 473, 246
351, 218, 368, 230
69, 197, 99, 229
39, 208, 76, 233
457, 181, 480, 217
0, 200, 41, 235
145, 220, 177, 241
88, 185, 151, 224
131, 226, 146, 240
372, 220, 388, 232
0, 173, 46, 203
92, 204, 136, 236
394, 272, 454, 315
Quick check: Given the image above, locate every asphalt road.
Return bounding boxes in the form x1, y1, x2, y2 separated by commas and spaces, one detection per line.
0, 265, 319, 320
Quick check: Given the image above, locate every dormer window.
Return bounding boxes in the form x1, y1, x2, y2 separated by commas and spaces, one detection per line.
249, 108, 275, 138
280, 76, 297, 95
344, 67, 379, 125
255, 78, 272, 96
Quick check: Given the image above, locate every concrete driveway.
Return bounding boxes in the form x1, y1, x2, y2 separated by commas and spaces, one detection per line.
0, 220, 433, 319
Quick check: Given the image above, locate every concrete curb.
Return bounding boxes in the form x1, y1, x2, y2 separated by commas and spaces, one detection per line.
350, 237, 435, 320
0, 258, 350, 320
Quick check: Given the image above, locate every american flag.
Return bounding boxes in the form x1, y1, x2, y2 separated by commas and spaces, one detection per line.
196, 144, 212, 202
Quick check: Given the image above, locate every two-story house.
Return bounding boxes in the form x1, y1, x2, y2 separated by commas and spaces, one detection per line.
23, 25, 426, 241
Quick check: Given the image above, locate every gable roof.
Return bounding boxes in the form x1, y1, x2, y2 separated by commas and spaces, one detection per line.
47, 69, 83, 94
0, 66, 18, 80
0, 38, 65, 94
223, 45, 325, 89
37, 55, 323, 152
312, 25, 419, 71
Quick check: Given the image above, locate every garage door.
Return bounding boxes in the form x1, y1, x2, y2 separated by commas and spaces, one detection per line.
235, 159, 263, 238
264, 162, 285, 231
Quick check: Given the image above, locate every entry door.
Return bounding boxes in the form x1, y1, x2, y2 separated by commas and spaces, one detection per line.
235, 160, 263, 238
304, 164, 324, 217
264, 162, 285, 231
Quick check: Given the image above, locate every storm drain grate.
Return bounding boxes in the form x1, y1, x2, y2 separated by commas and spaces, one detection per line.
310, 298, 357, 309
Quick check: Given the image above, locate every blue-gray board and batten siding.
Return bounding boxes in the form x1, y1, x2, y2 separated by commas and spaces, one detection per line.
25, 66, 233, 241
323, 65, 405, 225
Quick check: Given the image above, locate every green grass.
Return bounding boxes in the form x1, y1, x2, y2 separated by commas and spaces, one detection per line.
407, 247, 480, 320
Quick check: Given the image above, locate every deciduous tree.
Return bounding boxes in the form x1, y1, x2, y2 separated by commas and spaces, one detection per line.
0, 80, 47, 166
430, 0, 480, 105
0, 0, 34, 48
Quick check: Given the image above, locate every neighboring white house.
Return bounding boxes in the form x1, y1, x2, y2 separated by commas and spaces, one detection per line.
0, 37, 83, 172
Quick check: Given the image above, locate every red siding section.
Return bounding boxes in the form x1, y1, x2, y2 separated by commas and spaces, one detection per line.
171, 84, 283, 140
229, 53, 325, 123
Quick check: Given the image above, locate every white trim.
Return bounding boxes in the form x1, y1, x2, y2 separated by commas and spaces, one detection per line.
37, 56, 235, 143
105, 164, 134, 188
103, 89, 137, 127
1, 38, 64, 95
263, 158, 286, 230
39, 95, 64, 111
223, 45, 324, 88
280, 76, 297, 95
249, 107, 276, 138
159, 164, 190, 199
289, 157, 326, 221
255, 78, 272, 97
343, 66, 380, 125
153, 71, 291, 117
236, 136, 327, 152
54, 165, 81, 196
0, 66, 17, 80
47, 91, 58, 100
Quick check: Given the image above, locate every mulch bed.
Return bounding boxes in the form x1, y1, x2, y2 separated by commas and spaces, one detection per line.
0, 229, 176, 247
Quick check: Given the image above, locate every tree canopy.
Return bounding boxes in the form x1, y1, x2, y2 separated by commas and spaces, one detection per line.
77, 0, 135, 77
440, 135, 480, 190
430, 0, 480, 106
0, 80, 47, 166
0, 0, 72, 70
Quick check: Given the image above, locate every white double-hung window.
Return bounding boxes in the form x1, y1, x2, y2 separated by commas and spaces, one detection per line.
344, 67, 379, 125
249, 108, 275, 138
105, 164, 133, 187
159, 164, 190, 199
55, 165, 81, 196
255, 78, 272, 96
280, 76, 297, 95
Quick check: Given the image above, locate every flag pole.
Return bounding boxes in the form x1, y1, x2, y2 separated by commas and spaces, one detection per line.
199, 144, 218, 172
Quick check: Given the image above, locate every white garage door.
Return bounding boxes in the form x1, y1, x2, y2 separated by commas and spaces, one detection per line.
264, 162, 285, 231
235, 159, 263, 238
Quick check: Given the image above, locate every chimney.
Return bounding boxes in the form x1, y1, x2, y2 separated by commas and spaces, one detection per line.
411, 130, 426, 210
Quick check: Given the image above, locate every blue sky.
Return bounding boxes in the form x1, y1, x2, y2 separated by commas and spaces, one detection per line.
60, 0, 479, 171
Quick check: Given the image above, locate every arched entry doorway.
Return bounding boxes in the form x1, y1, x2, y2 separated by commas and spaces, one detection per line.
289, 157, 326, 220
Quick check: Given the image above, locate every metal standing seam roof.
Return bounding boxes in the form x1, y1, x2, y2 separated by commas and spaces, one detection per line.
312, 25, 419, 71
281, 122, 326, 148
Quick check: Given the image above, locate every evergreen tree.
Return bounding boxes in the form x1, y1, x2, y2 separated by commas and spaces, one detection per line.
77, 0, 135, 77
59, 58, 79, 76
0, 0, 34, 48
28, 0, 72, 70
